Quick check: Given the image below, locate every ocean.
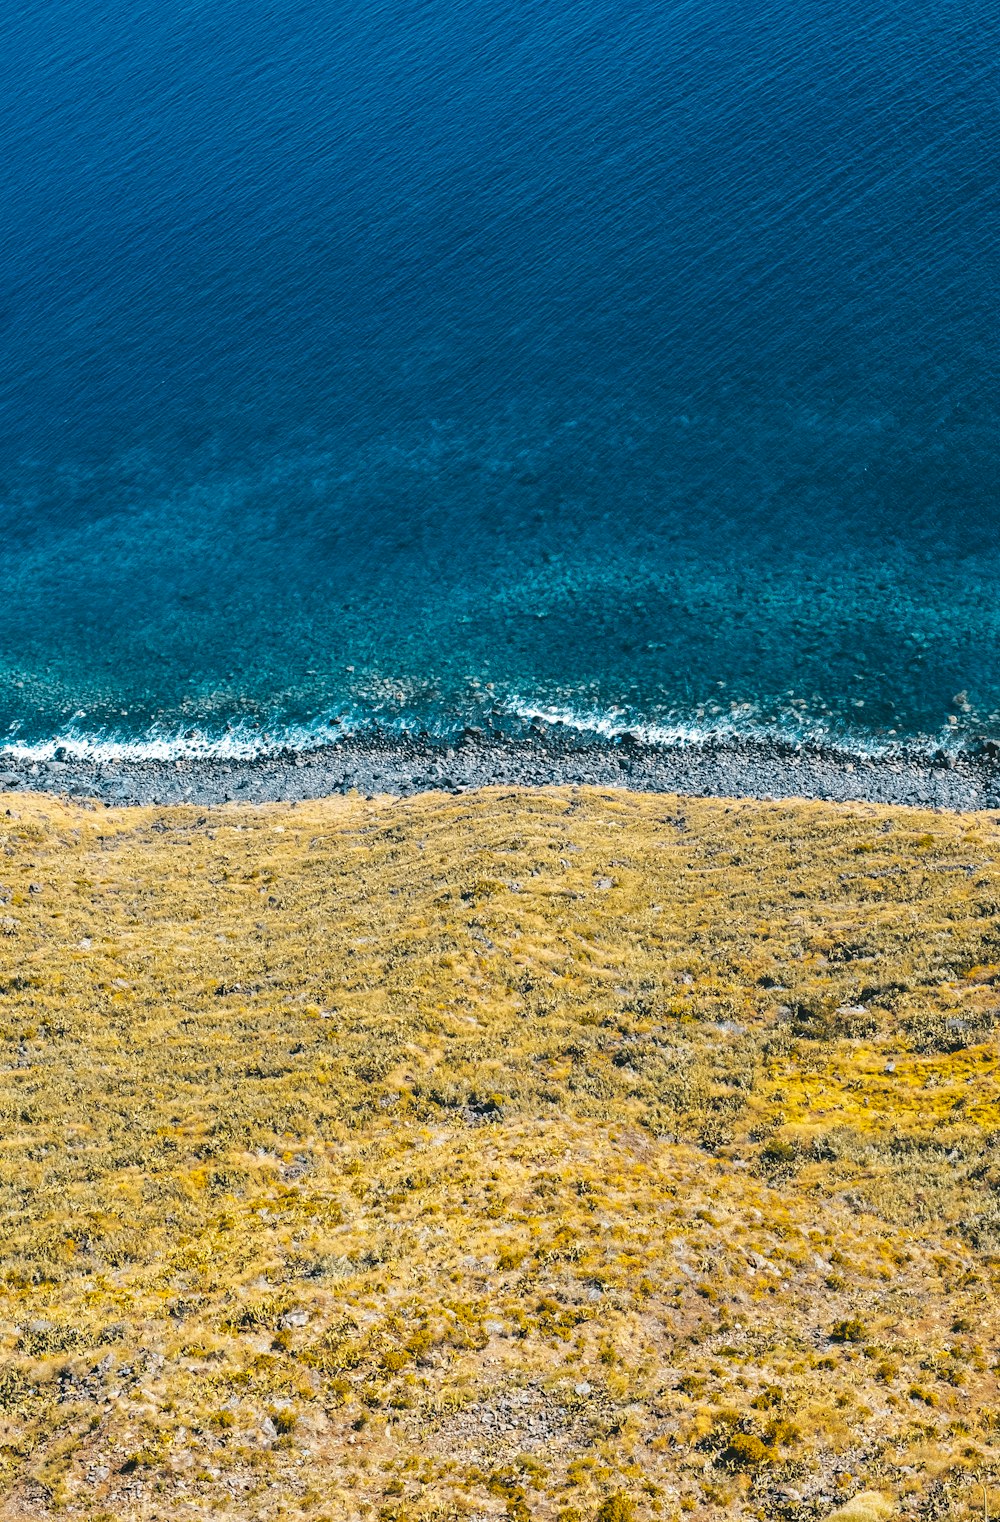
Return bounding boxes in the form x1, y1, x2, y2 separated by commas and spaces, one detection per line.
1, 0, 998, 761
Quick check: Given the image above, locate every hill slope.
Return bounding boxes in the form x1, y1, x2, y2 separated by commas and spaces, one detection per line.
1, 786, 1000, 1521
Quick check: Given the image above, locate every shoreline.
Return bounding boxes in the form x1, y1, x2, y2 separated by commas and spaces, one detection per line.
3, 726, 1000, 809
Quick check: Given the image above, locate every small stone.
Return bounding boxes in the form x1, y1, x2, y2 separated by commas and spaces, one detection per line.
574, 1381, 591, 1396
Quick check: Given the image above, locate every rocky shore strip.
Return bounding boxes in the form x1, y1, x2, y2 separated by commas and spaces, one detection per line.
2, 725, 1000, 810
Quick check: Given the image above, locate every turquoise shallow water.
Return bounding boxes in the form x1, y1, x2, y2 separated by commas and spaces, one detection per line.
0, 0, 998, 757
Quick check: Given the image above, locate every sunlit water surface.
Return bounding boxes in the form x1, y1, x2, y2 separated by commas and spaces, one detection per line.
1, 0, 997, 757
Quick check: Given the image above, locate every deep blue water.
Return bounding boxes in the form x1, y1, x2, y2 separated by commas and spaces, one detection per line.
1, 0, 998, 756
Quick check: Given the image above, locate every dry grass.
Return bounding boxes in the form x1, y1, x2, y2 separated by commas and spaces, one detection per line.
1, 784, 1000, 1521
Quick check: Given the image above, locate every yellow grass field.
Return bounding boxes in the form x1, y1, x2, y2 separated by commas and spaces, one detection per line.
2, 785, 1000, 1522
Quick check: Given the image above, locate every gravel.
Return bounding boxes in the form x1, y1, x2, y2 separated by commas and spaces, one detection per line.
2, 726, 999, 811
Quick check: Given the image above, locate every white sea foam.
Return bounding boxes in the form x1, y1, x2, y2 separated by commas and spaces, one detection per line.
500, 696, 963, 760
0, 712, 369, 764
0, 700, 976, 767
503, 698, 727, 747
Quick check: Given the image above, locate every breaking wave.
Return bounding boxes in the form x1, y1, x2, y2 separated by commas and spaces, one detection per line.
0, 696, 982, 768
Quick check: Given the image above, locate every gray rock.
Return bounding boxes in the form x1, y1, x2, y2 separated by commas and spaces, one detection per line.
278, 1308, 310, 1329
2, 724, 999, 810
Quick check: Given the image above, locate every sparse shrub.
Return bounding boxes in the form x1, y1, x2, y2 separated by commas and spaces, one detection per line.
764, 1415, 800, 1446
120, 1445, 162, 1474
468, 1090, 504, 1119
788, 993, 880, 1040
720, 1431, 774, 1469
787, 995, 839, 1040
0, 1367, 28, 1410
825, 1493, 894, 1522
831, 1317, 867, 1344
904, 1006, 996, 1054
17, 1322, 86, 1355
698, 1116, 733, 1151
596, 1495, 635, 1522
761, 1137, 799, 1169
405, 1328, 435, 1362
